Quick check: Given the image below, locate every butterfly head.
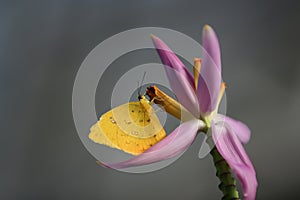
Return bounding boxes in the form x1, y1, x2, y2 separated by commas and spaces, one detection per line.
138, 94, 143, 101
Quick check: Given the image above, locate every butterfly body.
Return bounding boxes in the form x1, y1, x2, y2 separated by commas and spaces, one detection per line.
89, 96, 166, 155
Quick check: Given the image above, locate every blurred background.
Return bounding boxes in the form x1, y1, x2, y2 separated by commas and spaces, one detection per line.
1, 0, 300, 199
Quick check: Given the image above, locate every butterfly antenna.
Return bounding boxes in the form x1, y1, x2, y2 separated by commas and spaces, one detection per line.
141, 71, 147, 96
138, 72, 147, 100
137, 80, 143, 100
141, 71, 146, 86
137, 80, 140, 95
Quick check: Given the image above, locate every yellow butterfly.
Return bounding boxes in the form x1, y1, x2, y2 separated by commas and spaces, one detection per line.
88, 95, 166, 155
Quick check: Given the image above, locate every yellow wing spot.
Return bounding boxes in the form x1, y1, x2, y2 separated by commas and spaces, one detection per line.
88, 96, 166, 155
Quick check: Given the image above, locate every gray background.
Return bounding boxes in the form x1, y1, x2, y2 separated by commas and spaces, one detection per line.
1, 0, 300, 199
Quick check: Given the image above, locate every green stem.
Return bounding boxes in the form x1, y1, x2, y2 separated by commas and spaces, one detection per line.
206, 132, 240, 200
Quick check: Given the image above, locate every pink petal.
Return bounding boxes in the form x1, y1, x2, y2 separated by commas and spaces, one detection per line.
214, 114, 251, 144
101, 119, 202, 169
197, 25, 222, 115
151, 35, 200, 117
202, 25, 221, 71
212, 118, 257, 200
151, 35, 195, 87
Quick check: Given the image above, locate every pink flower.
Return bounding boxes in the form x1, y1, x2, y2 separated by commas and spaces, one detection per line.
100, 25, 258, 200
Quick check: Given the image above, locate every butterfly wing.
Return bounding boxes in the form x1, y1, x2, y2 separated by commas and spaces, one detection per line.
89, 100, 166, 155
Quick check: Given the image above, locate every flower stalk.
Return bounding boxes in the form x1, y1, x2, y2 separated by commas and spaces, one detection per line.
210, 147, 240, 200
206, 133, 240, 200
